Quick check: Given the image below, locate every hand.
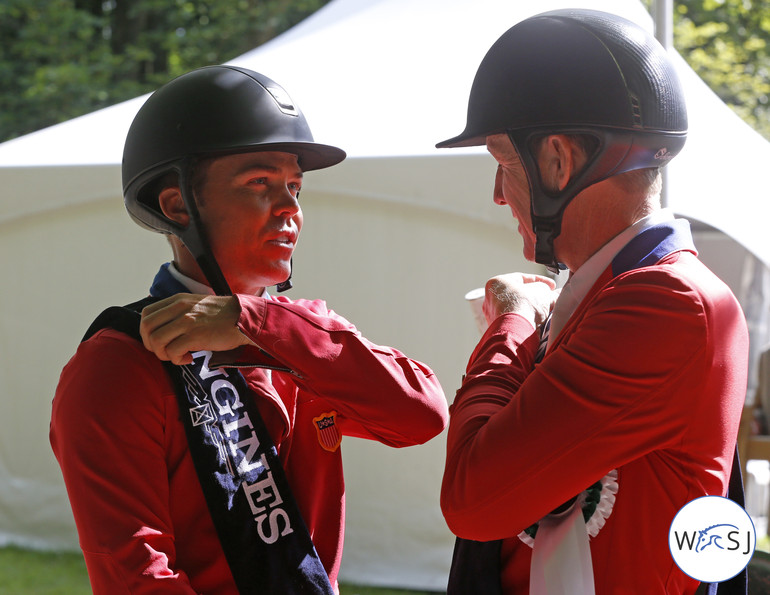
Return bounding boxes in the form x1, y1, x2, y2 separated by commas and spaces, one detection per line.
139, 294, 255, 365
483, 273, 558, 328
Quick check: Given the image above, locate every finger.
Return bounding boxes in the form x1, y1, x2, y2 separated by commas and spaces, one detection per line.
156, 320, 210, 364
139, 293, 195, 324
140, 298, 196, 359
139, 309, 174, 358
518, 273, 557, 289
139, 294, 175, 317
538, 275, 557, 289
140, 320, 176, 361
140, 295, 187, 341
490, 272, 524, 287
163, 336, 195, 366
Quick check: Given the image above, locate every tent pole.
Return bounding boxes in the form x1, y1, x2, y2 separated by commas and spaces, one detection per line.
653, 0, 674, 209
654, 0, 674, 50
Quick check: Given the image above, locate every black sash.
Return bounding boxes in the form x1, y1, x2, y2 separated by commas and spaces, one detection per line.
84, 297, 334, 594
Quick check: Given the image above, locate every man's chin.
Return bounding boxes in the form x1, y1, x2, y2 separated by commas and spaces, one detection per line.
267, 266, 292, 288
225, 266, 291, 294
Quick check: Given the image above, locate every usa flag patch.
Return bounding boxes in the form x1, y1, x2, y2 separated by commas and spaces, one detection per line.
313, 411, 342, 452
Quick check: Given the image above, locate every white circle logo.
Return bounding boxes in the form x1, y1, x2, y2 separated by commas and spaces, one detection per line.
669, 496, 755, 583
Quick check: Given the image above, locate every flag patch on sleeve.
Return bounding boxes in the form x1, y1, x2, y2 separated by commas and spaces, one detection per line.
313, 411, 342, 452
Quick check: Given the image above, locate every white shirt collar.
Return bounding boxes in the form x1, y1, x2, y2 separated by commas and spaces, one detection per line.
547, 209, 675, 351
167, 261, 215, 295
166, 262, 270, 298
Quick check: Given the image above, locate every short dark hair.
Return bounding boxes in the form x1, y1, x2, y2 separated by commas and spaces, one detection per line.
142, 155, 216, 218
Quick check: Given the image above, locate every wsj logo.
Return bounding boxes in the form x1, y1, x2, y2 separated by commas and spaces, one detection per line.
674, 524, 753, 555
669, 496, 755, 583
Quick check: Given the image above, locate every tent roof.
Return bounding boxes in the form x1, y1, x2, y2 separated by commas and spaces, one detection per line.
0, 0, 654, 163
1, 0, 769, 266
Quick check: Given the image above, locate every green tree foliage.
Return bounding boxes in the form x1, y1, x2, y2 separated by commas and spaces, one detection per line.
0, 0, 330, 142
642, 0, 770, 139
675, 0, 770, 139
3, 1, 770, 143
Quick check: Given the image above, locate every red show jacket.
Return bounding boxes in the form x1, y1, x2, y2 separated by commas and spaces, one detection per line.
51, 293, 448, 594
442, 247, 749, 594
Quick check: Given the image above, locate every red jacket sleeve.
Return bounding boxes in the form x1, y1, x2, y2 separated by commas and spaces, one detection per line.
441, 263, 747, 541
234, 295, 448, 447
50, 330, 203, 594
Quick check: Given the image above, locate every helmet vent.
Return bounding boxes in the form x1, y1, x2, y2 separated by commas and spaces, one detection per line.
630, 94, 643, 128
265, 84, 300, 117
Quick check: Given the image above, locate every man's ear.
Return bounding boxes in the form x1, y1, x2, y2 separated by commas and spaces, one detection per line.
538, 135, 579, 192
158, 186, 190, 228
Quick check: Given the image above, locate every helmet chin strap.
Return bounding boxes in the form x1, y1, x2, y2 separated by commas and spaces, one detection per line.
531, 197, 570, 274
507, 128, 637, 273
508, 130, 576, 272
534, 225, 566, 274
177, 159, 233, 296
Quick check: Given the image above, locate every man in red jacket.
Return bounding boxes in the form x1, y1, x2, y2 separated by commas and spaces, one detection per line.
437, 10, 748, 595
50, 65, 448, 595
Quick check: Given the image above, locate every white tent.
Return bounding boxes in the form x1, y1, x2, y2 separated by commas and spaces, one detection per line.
1, 0, 768, 590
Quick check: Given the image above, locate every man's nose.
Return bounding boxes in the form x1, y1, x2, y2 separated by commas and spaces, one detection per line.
493, 166, 506, 205
274, 185, 300, 215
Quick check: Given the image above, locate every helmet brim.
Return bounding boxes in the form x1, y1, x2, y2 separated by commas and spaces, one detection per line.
436, 131, 489, 149
242, 141, 346, 172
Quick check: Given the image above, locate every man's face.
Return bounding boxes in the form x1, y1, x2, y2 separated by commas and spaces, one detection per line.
195, 151, 304, 294
486, 134, 537, 261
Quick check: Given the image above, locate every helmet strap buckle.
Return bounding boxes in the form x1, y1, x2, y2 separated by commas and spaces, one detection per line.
275, 258, 293, 293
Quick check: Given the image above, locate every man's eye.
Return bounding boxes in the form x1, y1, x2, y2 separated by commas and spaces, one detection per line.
289, 182, 302, 193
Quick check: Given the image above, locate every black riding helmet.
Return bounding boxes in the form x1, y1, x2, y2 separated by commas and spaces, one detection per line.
122, 65, 346, 294
437, 9, 687, 270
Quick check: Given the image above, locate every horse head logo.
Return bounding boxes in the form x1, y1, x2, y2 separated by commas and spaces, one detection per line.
696, 524, 739, 553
